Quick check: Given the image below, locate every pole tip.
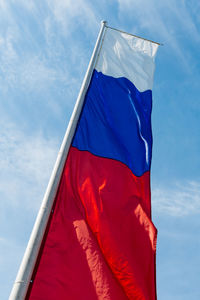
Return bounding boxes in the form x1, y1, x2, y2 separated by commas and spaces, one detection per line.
101, 20, 107, 26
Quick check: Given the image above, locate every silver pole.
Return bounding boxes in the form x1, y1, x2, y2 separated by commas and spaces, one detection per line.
9, 20, 107, 300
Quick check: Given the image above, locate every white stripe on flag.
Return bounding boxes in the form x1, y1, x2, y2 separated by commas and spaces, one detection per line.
95, 27, 159, 92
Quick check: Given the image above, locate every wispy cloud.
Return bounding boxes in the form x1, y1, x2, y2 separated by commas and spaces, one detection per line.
0, 0, 99, 111
0, 235, 24, 300
0, 119, 59, 211
117, 0, 200, 73
46, 0, 99, 35
152, 181, 200, 217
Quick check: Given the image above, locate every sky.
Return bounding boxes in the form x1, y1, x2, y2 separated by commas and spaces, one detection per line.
0, 0, 200, 299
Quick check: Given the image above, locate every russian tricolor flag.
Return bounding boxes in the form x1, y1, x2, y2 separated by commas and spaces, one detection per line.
27, 27, 159, 300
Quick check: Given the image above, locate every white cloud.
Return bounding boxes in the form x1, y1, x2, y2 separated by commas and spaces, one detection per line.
117, 0, 200, 72
15, 0, 36, 12
0, 0, 8, 10
0, 1, 93, 106
0, 235, 24, 300
0, 120, 59, 211
152, 181, 200, 217
46, 0, 98, 34
19, 56, 59, 91
0, 34, 69, 95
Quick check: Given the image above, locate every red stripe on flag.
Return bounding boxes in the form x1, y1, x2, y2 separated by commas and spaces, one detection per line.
27, 147, 157, 300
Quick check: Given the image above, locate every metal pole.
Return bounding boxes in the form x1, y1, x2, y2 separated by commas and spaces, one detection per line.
9, 20, 107, 300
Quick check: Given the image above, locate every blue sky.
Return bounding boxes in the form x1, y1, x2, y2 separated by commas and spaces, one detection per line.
0, 0, 200, 299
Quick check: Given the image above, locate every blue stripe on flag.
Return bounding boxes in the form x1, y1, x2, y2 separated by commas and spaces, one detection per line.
72, 70, 152, 177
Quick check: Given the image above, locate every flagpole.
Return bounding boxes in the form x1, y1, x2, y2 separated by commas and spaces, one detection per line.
9, 20, 107, 300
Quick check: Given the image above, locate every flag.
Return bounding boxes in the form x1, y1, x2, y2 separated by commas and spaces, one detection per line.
26, 27, 159, 300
